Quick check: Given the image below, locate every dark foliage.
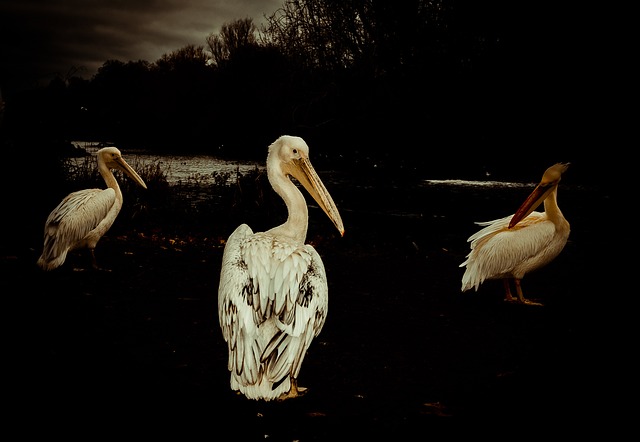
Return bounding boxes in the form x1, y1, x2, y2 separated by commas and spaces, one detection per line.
1, 0, 609, 184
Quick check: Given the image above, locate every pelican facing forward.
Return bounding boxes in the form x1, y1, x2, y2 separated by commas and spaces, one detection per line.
37, 146, 147, 271
218, 135, 344, 401
460, 163, 570, 306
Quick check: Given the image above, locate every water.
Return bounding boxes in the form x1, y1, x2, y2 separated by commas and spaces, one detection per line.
67, 141, 594, 254
73, 141, 264, 186
73, 141, 542, 190
424, 179, 534, 189
132, 153, 264, 186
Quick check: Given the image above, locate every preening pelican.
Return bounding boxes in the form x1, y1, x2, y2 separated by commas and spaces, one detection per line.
37, 146, 147, 271
218, 135, 344, 401
460, 163, 570, 306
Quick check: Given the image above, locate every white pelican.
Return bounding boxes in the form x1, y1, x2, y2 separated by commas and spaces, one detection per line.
218, 135, 344, 401
460, 162, 570, 306
37, 146, 147, 271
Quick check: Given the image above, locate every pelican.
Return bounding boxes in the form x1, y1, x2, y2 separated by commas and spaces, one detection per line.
460, 162, 570, 306
37, 146, 147, 271
218, 135, 344, 401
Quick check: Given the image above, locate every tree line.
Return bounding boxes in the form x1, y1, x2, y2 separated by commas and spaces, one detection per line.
2, 0, 570, 180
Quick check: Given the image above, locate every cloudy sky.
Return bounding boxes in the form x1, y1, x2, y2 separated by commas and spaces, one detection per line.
0, 0, 283, 91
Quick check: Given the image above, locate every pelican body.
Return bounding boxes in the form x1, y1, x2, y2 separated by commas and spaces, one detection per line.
460, 163, 570, 306
218, 135, 344, 401
37, 146, 147, 271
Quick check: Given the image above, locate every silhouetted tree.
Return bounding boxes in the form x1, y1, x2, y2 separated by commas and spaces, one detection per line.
200, 18, 304, 156
89, 60, 155, 143
262, 0, 452, 77
257, 0, 519, 173
156, 44, 209, 72
149, 46, 217, 150
206, 18, 259, 69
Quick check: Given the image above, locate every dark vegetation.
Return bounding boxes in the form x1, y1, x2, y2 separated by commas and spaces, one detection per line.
1, 0, 605, 183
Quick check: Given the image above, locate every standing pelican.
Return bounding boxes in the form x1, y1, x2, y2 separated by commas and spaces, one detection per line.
460, 163, 570, 306
37, 146, 147, 271
218, 135, 344, 401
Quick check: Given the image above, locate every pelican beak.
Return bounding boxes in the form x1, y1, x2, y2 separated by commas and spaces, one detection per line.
115, 156, 148, 189
508, 162, 568, 229
508, 182, 555, 228
288, 157, 345, 236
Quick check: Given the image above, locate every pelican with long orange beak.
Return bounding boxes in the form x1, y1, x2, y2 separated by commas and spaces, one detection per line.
218, 135, 344, 401
460, 163, 570, 306
37, 146, 147, 271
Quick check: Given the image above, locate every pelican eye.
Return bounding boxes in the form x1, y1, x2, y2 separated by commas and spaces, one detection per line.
292, 148, 298, 155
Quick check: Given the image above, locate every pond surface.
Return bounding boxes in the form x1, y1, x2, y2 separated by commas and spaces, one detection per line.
73, 140, 549, 190
74, 141, 265, 186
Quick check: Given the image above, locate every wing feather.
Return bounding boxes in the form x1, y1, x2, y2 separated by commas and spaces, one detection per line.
38, 188, 116, 270
218, 224, 258, 378
218, 226, 329, 400
461, 212, 557, 290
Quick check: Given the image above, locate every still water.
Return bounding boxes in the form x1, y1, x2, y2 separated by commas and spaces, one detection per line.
71, 141, 590, 225
74, 141, 265, 186
72, 141, 536, 190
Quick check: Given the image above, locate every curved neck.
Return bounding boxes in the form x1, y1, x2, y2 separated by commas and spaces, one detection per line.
98, 161, 123, 201
267, 170, 308, 244
543, 187, 564, 223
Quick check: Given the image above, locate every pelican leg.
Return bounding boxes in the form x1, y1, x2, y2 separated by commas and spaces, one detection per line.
89, 249, 112, 272
503, 279, 516, 302
277, 378, 308, 401
514, 279, 543, 306
72, 249, 98, 272
90, 249, 99, 269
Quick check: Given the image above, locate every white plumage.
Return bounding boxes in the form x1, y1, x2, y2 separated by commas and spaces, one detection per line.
218, 135, 344, 401
37, 146, 147, 271
460, 163, 570, 305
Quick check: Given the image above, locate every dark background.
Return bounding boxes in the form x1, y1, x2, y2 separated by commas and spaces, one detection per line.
0, 0, 622, 437
1, 1, 624, 183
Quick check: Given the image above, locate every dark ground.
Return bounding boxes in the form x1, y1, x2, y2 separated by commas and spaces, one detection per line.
3, 175, 616, 438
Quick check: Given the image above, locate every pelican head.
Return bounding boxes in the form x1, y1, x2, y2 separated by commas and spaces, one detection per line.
268, 136, 344, 236
509, 162, 569, 229
98, 147, 147, 189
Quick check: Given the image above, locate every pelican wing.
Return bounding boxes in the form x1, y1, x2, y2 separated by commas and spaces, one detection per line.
218, 225, 329, 397
218, 224, 261, 383
38, 188, 116, 269
460, 212, 556, 290
260, 242, 328, 381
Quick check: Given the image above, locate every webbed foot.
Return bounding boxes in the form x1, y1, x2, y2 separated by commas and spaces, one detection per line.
277, 379, 308, 401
